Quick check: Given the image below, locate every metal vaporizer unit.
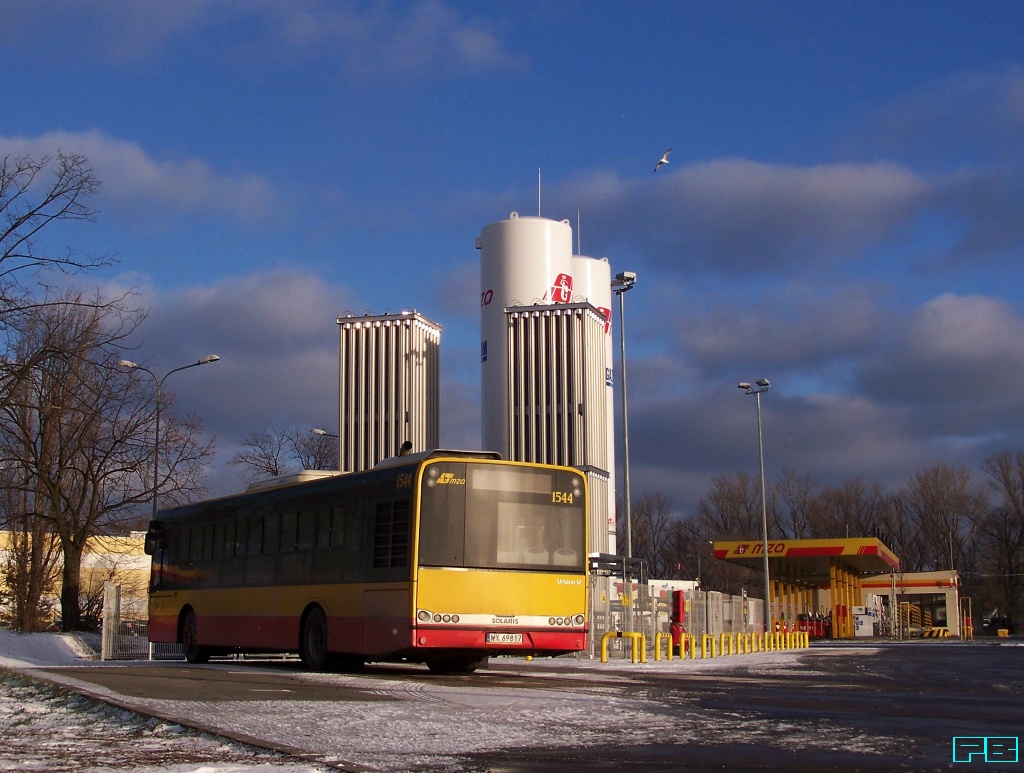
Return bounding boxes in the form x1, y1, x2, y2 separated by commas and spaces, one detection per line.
336, 311, 441, 472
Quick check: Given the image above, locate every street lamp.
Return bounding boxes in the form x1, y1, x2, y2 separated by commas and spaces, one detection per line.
612, 271, 636, 630
118, 355, 220, 522
697, 539, 714, 587
611, 272, 637, 557
739, 378, 771, 632
310, 428, 338, 438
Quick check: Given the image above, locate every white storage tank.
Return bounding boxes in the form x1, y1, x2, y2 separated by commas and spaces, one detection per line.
477, 213, 574, 457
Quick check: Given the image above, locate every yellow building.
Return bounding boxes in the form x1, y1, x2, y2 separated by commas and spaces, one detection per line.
0, 531, 151, 624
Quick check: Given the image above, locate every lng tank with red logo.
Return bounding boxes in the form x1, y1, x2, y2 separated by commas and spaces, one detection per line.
544, 273, 573, 303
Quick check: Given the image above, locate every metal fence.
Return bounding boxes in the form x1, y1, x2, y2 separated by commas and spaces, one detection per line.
100, 582, 183, 660
585, 575, 765, 658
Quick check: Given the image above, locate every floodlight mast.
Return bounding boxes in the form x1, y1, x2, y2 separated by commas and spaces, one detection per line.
739, 378, 772, 632
612, 270, 637, 631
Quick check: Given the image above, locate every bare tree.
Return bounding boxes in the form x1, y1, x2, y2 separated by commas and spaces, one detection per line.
291, 429, 338, 471
896, 462, 987, 574
0, 152, 111, 312
0, 152, 114, 416
0, 465, 62, 630
979, 452, 1024, 623
230, 427, 337, 484
1, 296, 215, 630
624, 492, 677, 580
697, 471, 767, 539
773, 467, 819, 539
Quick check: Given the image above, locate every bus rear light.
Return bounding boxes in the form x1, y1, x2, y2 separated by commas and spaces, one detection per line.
418, 610, 461, 625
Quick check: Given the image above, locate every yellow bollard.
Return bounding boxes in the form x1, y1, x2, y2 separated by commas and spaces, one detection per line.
720, 632, 734, 656
701, 633, 718, 659
600, 631, 647, 663
686, 634, 697, 660
654, 632, 674, 661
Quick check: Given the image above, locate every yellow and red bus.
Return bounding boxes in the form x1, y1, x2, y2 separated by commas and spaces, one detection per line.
144, 450, 588, 673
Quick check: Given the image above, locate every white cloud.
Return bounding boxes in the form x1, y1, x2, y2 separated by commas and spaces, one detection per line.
869, 64, 1024, 165
114, 270, 483, 496
860, 293, 1024, 404
264, 0, 527, 79
0, 131, 279, 223
0, 1, 525, 79
540, 158, 929, 274
669, 281, 886, 375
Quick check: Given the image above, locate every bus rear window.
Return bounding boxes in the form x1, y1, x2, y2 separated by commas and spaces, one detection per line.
419, 463, 585, 572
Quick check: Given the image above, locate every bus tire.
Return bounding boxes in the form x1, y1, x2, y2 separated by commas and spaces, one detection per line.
427, 654, 488, 674
300, 607, 330, 671
182, 609, 210, 664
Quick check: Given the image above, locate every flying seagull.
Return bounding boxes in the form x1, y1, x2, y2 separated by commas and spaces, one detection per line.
654, 148, 671, 172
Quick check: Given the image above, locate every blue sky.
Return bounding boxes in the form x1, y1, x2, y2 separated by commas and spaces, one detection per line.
4, 0, 1024, 513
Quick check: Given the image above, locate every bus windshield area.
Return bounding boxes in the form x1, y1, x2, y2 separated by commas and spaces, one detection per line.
417, 462, 585, 572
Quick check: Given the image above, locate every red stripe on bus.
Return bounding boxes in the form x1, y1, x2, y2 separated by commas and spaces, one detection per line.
414, 628, 587, 651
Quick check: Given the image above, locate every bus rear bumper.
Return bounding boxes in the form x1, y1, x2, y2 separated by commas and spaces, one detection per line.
413, 627, 588, 654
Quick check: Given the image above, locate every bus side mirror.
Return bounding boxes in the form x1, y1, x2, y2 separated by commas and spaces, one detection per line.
144, 524, 163, 555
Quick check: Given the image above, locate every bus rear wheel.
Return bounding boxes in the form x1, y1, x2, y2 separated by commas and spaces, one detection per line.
182, 610, 210, 664
426, 654, 488, 674
300, 607, 330, 671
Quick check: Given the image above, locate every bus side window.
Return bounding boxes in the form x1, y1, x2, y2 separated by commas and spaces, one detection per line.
281, 511, 297, 552
247, 519, 263, 556
212, 522, 225, 560
297, 510, 315, 551
190, 526, 203, 564
315, 508, 331, 549
330, 506, 346, 549
372, 499, 410, 569
234, 519, 247, 557
202, 524, 215, 561
178, 528, 190, 564
263, 514, 280, 554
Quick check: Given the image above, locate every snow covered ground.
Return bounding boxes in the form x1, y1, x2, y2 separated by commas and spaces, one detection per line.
0, 631, 330, 773
0, 630, 899, 772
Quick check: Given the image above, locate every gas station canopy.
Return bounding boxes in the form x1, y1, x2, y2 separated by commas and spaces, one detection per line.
713, 538, 899, 583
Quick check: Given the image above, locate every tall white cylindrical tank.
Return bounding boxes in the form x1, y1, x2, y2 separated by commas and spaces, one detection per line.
572, 255, 616, 555
477, 213, 574, 457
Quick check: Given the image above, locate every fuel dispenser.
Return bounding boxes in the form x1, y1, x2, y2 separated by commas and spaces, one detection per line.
670, 589, 686, 654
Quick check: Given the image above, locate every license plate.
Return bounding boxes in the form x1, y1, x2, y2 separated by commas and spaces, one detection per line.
486, 632, 523, 644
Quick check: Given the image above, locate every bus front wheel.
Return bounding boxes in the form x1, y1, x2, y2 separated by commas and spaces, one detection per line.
300, 607, 330, 671
182, 610, 210, 664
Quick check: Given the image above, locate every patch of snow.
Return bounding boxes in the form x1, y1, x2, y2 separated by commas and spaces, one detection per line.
0, 667, 330, 772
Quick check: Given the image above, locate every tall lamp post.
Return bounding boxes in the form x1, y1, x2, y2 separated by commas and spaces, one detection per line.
611, 270, 636, 629
118, 355, 220, 522
739, 378, 771, 632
